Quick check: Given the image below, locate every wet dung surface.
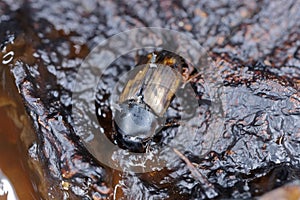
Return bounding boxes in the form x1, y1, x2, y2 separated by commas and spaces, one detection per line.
0, 0, 299, 199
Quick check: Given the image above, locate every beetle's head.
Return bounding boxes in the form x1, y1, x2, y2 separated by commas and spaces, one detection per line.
113, 101, 161, 153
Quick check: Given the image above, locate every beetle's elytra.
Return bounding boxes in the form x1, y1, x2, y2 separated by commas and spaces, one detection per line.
113, 51, 191, 153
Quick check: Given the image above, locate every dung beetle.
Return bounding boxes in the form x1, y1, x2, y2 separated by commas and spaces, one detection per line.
112, 51, 192, 153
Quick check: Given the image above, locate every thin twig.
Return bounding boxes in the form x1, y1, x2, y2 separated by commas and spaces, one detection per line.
173, 148, 218, 198
173, 148, 207, 182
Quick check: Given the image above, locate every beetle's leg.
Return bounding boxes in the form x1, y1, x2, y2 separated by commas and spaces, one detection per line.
164, 118, 181, 127
181, 72, 202, 90
185, 71, 202, 84
145, 143, 153, 154
163, 117, 202, 134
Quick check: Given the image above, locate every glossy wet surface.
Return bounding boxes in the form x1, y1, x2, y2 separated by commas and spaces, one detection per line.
0, 0, 299, 199
0, 69, 37, 199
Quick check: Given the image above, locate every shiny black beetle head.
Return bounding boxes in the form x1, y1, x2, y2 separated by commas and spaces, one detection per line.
113, 101, 161, 152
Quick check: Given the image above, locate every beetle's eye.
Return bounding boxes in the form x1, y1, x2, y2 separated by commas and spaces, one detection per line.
113, 102, 160, 152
